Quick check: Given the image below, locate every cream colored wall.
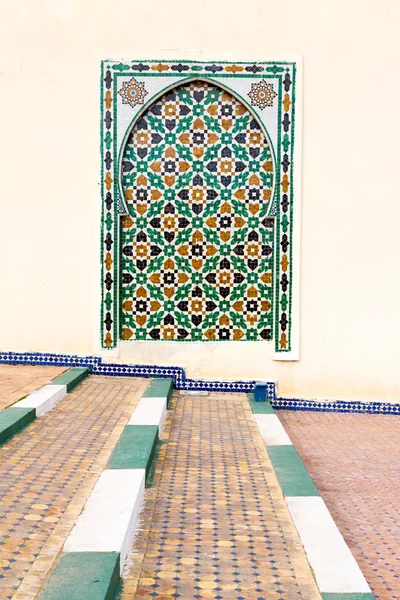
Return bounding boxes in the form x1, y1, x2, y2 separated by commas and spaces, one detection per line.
1, 0, 400, 402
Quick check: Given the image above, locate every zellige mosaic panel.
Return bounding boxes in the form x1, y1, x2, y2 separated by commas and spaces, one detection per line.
100, 60, 297, 353
120, 81, 274, 342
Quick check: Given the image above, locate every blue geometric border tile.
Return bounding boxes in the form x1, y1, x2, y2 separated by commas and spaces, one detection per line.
0, 351, 275, 399
272, 397, 400, 416
1, 351, 399, 413
0, 351, 99, 368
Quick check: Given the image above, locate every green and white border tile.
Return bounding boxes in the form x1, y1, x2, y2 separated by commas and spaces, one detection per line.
99, 58, 302, 358
39, 377, 172, 600
250, 396, 375, 600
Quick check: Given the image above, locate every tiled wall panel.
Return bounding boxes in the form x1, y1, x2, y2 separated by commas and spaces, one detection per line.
100, 60, 297, 353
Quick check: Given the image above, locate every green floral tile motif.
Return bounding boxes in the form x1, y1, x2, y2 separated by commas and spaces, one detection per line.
120, 81, 274, 342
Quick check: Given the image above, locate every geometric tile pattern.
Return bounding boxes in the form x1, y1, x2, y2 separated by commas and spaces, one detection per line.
100, 59, 297, 352
274, 397, 400, 415
121, 81, 274, 342
278, 410, 400, 600
119, 392, 321, 599
0, 376, 144, 599
248, 80, 278, 109
118, 77, 148, 108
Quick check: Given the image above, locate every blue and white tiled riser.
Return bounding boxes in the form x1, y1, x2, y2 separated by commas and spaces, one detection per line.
2, 351, 399, 413
0, 351, 98, 368
95, 363, 184, 385
273, 397, 400, 415
0, 351, 275, 399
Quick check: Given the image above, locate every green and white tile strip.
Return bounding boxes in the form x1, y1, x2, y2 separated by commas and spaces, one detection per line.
249, 395, 375, 600
0, 368, 88, 446
38, 377, 173, 600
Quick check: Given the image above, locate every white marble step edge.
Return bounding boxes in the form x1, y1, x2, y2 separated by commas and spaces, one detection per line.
253, 413, 293, 446
64, 469, 145, 573
128, 396, 167, 429
286, 496, 372, 594
14, 384, 67, 417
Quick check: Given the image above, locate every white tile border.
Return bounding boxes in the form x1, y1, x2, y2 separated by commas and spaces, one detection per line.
253, 413, 293, 446
14, 384, 67, 417
286, 497, 372, 594
64, 469, 145, 573
128, 396, 167, 429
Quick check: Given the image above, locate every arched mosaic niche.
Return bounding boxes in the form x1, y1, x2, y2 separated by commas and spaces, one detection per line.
120, 81, 274, 342
100, 60, 298, 356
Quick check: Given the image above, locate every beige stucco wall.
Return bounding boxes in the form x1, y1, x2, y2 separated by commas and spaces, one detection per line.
1, 0, 400, 402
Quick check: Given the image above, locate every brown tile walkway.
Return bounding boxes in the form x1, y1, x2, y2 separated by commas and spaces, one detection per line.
278, 410, 400, 600
0, 365, 68, 411
119, 393, 320, 600
0, 375, 147, 600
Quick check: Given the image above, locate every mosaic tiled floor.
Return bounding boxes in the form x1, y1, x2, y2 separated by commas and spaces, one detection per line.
278, 410, 400, 600
119, 393, 320, 599
0, 365, 67, 411
0, 376, 146, 599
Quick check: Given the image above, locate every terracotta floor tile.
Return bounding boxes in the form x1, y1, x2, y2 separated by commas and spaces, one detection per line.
0, 365, 68, 410
278, 409, 400, 600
